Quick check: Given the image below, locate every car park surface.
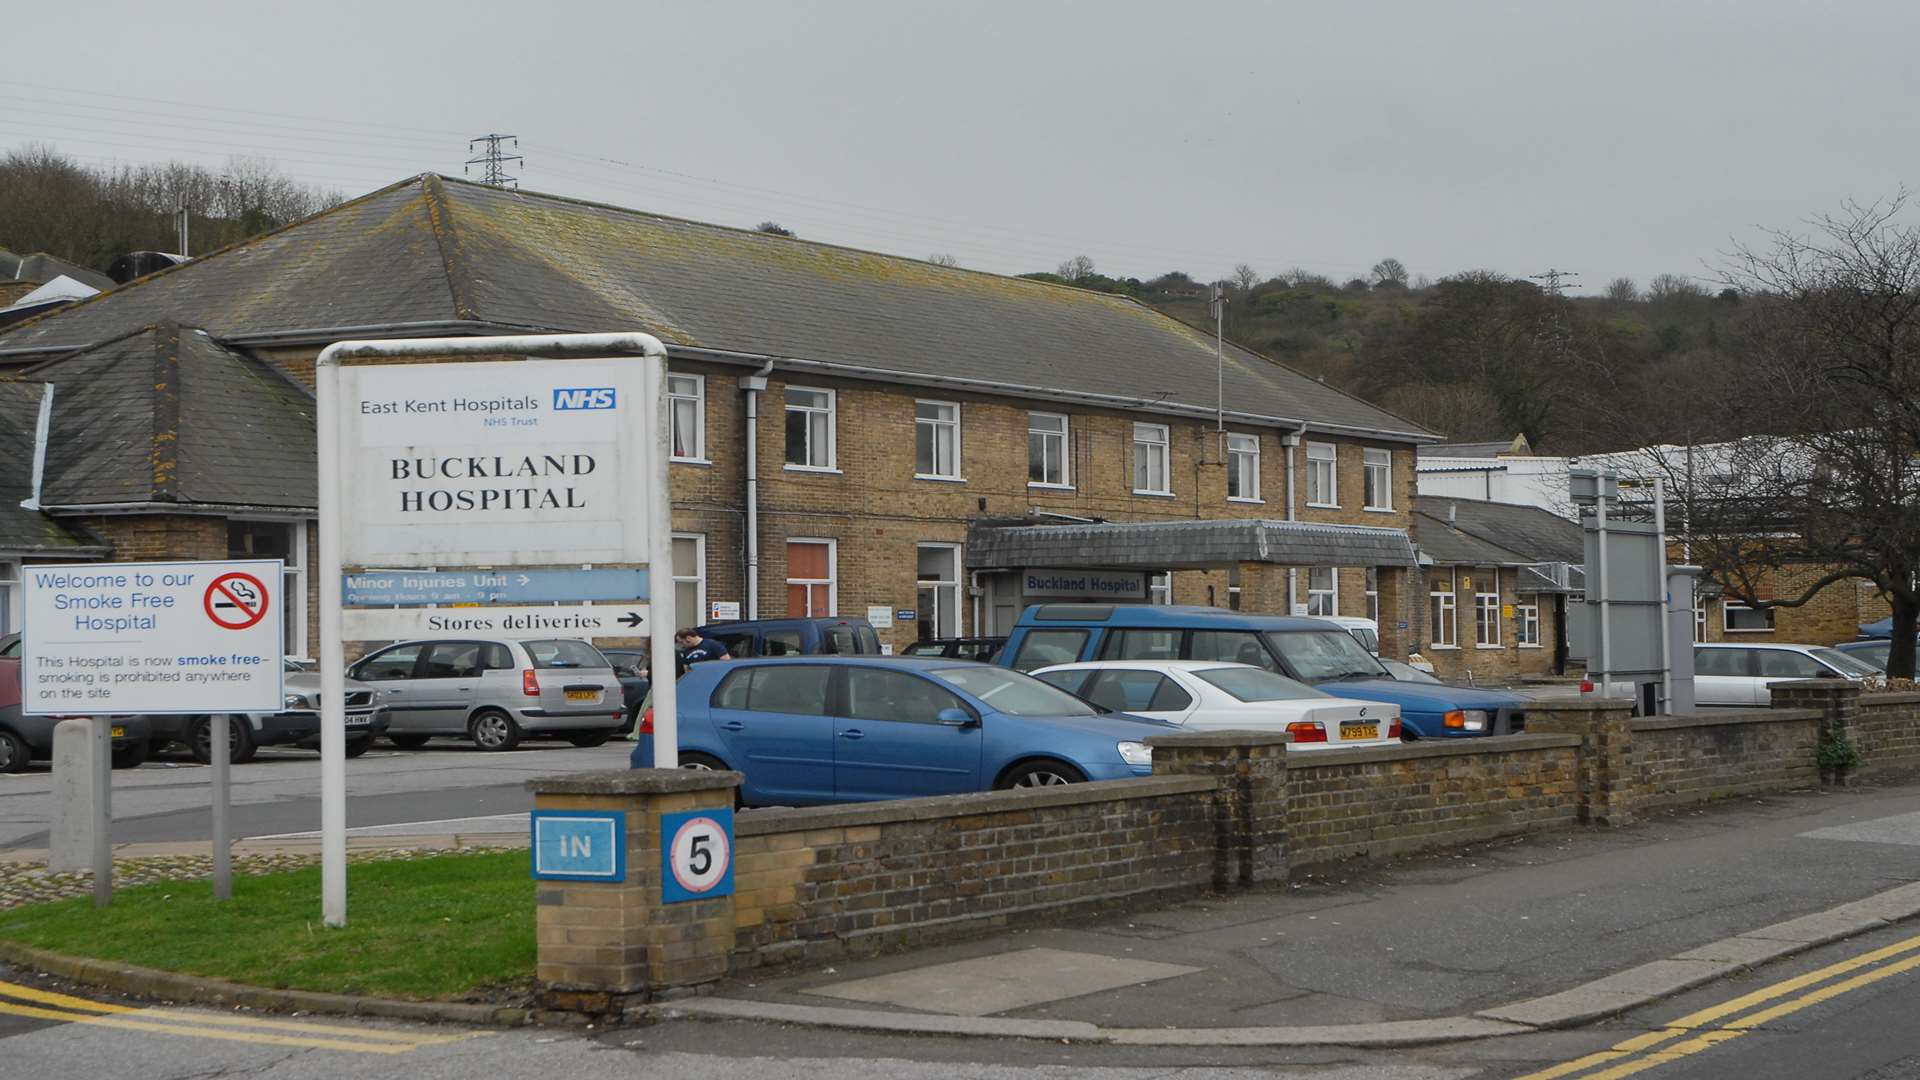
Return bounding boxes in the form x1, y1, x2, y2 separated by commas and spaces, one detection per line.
350, 637, 624, 751
1693, 641, 1881, 706
631, 656, 1172, 804
1031, 659, 1402, 748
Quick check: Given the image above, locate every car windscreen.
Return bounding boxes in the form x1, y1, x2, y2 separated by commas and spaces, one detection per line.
928, 666, 1099, 716
1351, 628, 1379, 653
1263, 630, 1389, 683
1192, 666, 1327, 702
1814, 647, 1883, 679
524, 639, 610, 670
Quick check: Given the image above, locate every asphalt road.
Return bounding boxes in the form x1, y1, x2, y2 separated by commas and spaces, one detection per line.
0, 739, 634, 849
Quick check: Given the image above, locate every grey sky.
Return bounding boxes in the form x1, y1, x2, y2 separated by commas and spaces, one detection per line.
8, 0, 1919, 292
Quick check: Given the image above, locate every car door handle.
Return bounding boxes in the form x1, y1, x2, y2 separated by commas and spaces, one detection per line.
839, 729, 865, 740
719, 721, 745, 732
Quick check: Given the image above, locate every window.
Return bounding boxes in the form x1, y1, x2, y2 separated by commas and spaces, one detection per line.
526, 640, 606, 670
671, 534, 706, 630
1365, 567, 1379, 625
1133, 422, 1171, 494
356, 644, 423, 681
1474, 570, 1501, 647
229, 519, 307, 658
1723, 603, 1775, 633
762, 630, 804, 656
1149, 572, 1172, 605
1430, 569, 1457, 648
1190, 629, 1280, 671
914, 400, 961, 479
1102, 628, 1183, 661
1694, 597, 1708, 642
1262, 629, 1385, 681
1517, 603, 1541, 647
1227, 433, 1260, 501
784, 387, 835, 469
1307, 442, 1338, 507
1308, 567, 1337, 617
1693, 647, 1751, 677
0, 561, 16, 636
928, 665, 1099, 716
1082, 670, 1193, 713
420, 642, 487, 679
1363, 448, 1392, 510
785, 540, 835, 616
1192, 666, 1320, 702
714, 665, 833, 714
1755, 650, 1823, 679
916, 543, 962, 640
1028, 412, 1070, 487
668, 374, 705, 461
1009, 628, 1089, 672
845, 667, 966, 724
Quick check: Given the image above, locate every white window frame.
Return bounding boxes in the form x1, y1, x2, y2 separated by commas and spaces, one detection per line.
1307, 566, 1338, 617
671, 532, 707, 629
914, 399, 963, 481
1363, 447, 1393, 511
1430, 568, 1458, 649
1722, 602, 1775, 633
1149, 571, 1172, 605
916, 542, 963, 638
1132, 422, 1172, 496
1517, 602, 1541, 648
1227, 433, 1262, 503
786, 537, 838, 617
783, 386, 838, 472
1365, 566, 1379, 625
1027, 412, 1072, 489
1694, 597, 1708, 642
1474, 570, 1501, 648
1307, 441, 1338, 507
0, 559, 19, 638
668, 373, 707, 463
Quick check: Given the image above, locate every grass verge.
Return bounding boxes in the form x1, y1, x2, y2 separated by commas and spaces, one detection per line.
0, 850, 533, 999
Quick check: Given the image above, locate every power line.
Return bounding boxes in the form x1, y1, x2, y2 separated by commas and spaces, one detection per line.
464, 134, 521, 189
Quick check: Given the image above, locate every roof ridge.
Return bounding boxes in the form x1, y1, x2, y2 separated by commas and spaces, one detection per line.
151, 322, 182, 503
421, 174, 481, 321
7, 321, 171, 379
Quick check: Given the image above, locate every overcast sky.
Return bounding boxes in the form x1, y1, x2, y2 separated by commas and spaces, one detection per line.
8, 0, 1919, 292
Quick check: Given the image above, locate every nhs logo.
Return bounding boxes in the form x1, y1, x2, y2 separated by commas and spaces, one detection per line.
553, 387, 617, 410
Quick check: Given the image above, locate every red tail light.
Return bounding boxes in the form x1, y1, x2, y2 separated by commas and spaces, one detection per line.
1388, 718, 1403, 739
1580, 679, 1595, 694
639, 708, 654, 735
1285, 721, 1327, 743
522, 669, 541, 697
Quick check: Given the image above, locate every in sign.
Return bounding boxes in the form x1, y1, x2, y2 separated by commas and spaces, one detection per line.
204, 572, 270, 630
661, 808, 734, 903
531, 811, 625, 881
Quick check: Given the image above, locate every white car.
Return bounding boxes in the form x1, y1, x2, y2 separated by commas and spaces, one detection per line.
1692, 643, 1880, 707
1029, 660, 1402, 750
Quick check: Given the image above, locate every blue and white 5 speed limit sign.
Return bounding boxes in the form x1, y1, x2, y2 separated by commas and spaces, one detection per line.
660, 808, 734, 903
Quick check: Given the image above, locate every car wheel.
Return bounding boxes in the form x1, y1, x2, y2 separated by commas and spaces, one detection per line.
344, 734, 374, 758
190, 716, 256, 766
676, 753, 742, 806
388, 734, 431, 750
110, 739, 150, 770
996, 760, 1086, 789
0, 731, 28, 774
468, 709, 522, 751
568, 732, 612, 748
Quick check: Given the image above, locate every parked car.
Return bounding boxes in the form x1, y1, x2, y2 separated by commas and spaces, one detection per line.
901, 637, 1007, 662
600, 648, 652, 733
631, 656, 1172, 804
349, 638, 625, 751
142, 657, 389, 763
1833, 639, 1901, 673
696, 617, 882, 659
998, 604, 1530, 739
0, 633, 17, 660
1311, 616, 1380, 656
1379, 657, 1442, 684
1030, 660, 1402, 749
0, 658, 152, 772
1693, 643, 1881, 707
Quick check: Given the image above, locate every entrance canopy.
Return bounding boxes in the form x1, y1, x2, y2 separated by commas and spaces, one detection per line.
966, 518, 1418, 571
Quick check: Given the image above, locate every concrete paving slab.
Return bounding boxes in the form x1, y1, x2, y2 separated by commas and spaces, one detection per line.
1104, 1017, 1531, 1046
1673, 935, 1809, 967
1574, 958, 1737, 997
1827, 880, 1920, 923
664, 996, 1109, 1041
1475, 988, 1650, 1028
1800, 808, 1920, 846
1742, 908, 1889, 945
807, 947, 1200, 1017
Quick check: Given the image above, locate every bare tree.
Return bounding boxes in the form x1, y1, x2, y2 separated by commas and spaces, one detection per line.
1647, 272, 1708, 301
1057, 254, 1096, 282
1232, 263, 1259, 292
1605, 276, 1640, 303
927, 253, 959, 267
1371, 257, 1409, 289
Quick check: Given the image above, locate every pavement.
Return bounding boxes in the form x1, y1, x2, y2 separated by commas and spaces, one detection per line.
676, 779, 1920, 1044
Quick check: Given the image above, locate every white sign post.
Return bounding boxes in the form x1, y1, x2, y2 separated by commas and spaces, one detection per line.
315, 332, 670, 928
22, 558, 284, 903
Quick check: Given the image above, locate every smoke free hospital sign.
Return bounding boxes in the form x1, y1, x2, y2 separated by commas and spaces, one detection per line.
20, 559, 284, 716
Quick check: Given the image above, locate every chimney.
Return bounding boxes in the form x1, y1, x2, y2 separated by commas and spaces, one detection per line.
1448, 502, 1456, 525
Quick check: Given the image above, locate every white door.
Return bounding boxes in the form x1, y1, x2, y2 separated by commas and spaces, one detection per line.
1692, 648, 1758, 707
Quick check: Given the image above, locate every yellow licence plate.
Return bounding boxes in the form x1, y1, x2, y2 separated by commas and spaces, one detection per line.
564, 689, 599, 702
110, 726, 126, 738
1341, 723, 1379, 741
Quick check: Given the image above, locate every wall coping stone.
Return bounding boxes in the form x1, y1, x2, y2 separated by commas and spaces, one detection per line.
1523, 700, 1634, 714
1862, 692, 1920, 706
1287, 732, 1579, 768
1146, 730, 1293, 748
1632, 709, 1821, 732
734, 775, 1217, 836
527, 769, 743, 795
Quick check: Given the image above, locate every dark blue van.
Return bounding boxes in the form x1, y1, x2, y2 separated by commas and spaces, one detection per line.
695, 616, 882, 659
998, 604, 1530, 739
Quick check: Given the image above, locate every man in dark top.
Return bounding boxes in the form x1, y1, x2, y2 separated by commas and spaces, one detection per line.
675, 627, 732, 674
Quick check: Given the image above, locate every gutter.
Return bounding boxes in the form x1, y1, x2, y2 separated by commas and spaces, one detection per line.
0, 320, 536, 361
40, 502, 316, 517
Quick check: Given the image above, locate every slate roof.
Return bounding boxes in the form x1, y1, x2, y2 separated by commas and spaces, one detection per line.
13, 323, 317, 510
1412, 495, 1585, 567
0, 383, 107, 555
966, 518, 1418, 569
9, 253, 115, 292
0, 175, 1433, 441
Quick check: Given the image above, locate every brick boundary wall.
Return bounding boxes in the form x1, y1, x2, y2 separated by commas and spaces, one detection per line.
1854, 692, 1920, 773
1629, 711, 1821, 810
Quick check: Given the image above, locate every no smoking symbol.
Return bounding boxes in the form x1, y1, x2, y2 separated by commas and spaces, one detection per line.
204, 572, 269, 630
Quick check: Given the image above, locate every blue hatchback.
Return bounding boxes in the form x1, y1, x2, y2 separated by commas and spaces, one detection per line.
631, 657, 1171, 805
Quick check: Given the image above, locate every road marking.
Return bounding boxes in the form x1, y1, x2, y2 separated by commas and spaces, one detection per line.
0, 978, 491, 1053
1513, 929, 1920, 1080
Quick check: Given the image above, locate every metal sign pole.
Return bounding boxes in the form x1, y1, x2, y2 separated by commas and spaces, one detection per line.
212, 711, 231, 900
647, 356, 679, 769
91, 716, 110, 907
316, 353, 349, 928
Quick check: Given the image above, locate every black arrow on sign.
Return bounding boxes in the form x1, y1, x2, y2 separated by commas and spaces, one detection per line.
618, 612, 644, 628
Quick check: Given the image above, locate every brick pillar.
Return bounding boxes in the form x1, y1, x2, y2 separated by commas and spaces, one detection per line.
1769, 678, 1863, 784
526, 769, 742, 1014
1148, 731, 1291, 888
1376, 566, 1410, 660
1237, 563, 1291, 615
1525, 700, 1637, 825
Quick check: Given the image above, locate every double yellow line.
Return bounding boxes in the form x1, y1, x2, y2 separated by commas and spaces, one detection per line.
0, 978, 492, 1054
1516, 930, 1920, 1080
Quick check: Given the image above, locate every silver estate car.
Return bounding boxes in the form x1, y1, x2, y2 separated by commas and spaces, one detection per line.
348, 638, 626, 751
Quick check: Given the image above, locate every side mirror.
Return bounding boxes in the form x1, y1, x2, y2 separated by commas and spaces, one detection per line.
935, 707, 977, 728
